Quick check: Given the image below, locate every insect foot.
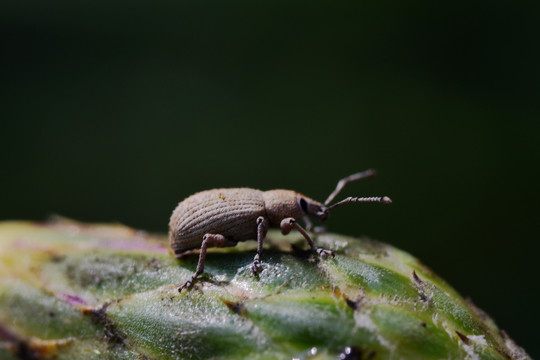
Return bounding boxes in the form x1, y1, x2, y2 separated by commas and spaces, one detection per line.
251, 254, 263, 275
316, 247, 335, 260
178, 277, 195, 293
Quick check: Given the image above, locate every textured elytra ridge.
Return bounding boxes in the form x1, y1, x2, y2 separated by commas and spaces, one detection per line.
0, 220, 530, 360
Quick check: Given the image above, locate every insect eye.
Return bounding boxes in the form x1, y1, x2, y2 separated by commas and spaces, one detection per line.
300, 198, 308, 212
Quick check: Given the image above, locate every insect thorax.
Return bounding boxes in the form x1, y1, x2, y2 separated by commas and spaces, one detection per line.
262, 189, 303, 226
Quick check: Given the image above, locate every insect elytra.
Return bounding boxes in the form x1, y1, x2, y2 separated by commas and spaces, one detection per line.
169, 170, 391, 292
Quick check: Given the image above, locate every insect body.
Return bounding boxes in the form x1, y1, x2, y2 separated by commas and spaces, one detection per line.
169, 170, 391, 292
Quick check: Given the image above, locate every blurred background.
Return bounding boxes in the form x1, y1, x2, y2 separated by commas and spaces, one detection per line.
1, 0, 539, 356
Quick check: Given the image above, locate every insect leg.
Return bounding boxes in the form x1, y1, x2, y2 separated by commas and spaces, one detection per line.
178, 234, 236, 293
252, 216, 269, 275
280, 217, 335, 259
303, 215, 327, 234
303, 215, 314, 231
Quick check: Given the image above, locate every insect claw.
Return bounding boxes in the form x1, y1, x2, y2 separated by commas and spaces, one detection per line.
251, 258, 263, 275
178, 279, 193, 293
316, 248, 334, 260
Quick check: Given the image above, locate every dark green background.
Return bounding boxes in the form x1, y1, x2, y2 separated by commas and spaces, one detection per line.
1, 0, 539, 356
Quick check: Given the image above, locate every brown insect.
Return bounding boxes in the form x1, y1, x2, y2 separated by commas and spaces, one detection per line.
169, 170, 391, 292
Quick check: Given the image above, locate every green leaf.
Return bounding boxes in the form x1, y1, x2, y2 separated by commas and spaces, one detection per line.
0, 220, 530, 359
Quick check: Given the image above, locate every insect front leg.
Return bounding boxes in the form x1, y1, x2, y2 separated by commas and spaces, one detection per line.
252, 216, 269, 274
280, 217, 335, 259
303, 215, 314, 232
303, 215, 328, 234
178, 234, 236, 293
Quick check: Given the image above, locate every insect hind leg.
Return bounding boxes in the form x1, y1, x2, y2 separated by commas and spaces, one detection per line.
178, 234, 236, 293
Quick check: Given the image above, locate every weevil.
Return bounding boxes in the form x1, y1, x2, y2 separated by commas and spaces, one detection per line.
169, 169, 391, 292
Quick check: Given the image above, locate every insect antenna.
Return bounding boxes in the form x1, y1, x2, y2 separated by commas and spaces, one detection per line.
327, 196, 392, 211
324, 169, 377, 206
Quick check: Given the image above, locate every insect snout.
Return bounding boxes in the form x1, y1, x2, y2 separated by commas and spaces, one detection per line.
316, 207, 329, 221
